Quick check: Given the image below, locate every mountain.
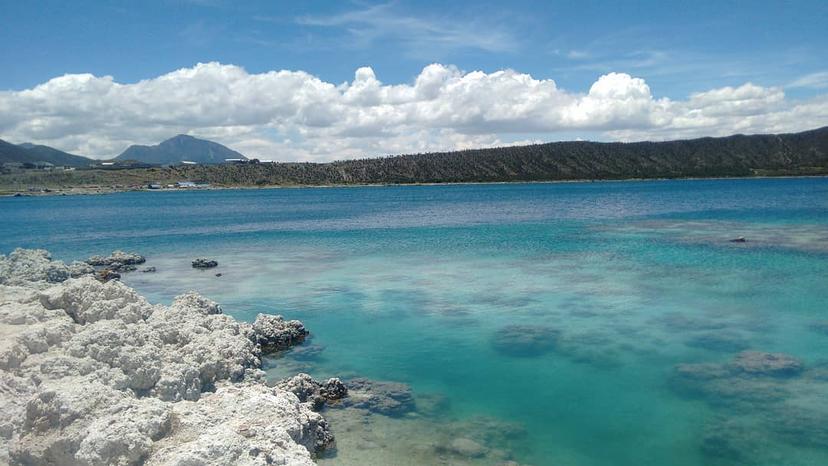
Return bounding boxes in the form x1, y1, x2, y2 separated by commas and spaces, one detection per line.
115, 135, 246, 165
0, 139, 94, 167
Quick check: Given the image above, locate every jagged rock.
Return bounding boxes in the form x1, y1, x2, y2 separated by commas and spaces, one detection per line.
68, 261, 95, 278
276, 374, 348, 411
192, 258, 218, 269
96, 268, 121, 282
0, 249, 329, 465
340, 378, 415, 416
491, 324, 559, 357
87, 250, 146, 267
252, 313, 308, 351
321, 378, 347, 400
0, 249, 74, 286
729, 237, 747, 243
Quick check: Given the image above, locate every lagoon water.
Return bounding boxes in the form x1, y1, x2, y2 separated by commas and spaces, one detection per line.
2, 178, 828, 465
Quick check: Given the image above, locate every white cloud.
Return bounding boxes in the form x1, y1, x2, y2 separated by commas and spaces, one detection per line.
1, 62, 827, 160
788, 71, 828, 90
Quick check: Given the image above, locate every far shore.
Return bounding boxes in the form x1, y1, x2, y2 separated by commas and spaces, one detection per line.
2, 173, 827, 197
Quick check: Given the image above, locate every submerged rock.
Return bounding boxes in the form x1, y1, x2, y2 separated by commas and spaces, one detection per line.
277, 373, 348, 411
252, 313, 309, 351
809, 320, 828, 335
491, 324, 559, 357
0, 248, 330, 465
141, 266, 157, 273
192, 258, 219, 269
340, 378, 415, 416
446, 437, 487, 458
685, 331, 751, 352
730, 351, 803, 377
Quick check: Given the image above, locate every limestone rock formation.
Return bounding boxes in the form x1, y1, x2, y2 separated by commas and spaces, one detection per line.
0, 249, 332, 465
253, 314, 309, 351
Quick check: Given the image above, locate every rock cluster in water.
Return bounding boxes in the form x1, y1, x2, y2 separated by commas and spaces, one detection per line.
277, 374, 349, 410
671, 349, 828, 463
75, 250, 150, 282
253, 314, 309, 351
0, 248, 333, 465
192, 258, 219, 269
277, 374, 416, 417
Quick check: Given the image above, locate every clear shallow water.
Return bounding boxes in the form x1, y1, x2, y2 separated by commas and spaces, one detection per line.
2, 178, 828, 465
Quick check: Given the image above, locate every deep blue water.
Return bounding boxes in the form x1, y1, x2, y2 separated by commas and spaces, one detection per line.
2, 178, 828, 465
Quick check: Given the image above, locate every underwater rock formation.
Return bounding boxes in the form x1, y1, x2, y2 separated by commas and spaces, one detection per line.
277, 373, 348, 410
339, 378, 416, 416
490, 324, 559, 357
0, 248, 332, 465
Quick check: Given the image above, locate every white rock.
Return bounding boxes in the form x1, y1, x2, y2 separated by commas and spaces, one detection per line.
0, 249, 332, 465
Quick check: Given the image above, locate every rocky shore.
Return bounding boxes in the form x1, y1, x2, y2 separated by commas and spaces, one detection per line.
0, 249, 333, 465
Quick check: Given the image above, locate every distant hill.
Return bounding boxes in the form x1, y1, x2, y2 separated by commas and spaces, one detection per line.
3, 128, 828, 191
0, 139, 93, 168
115, 135, 246, 165
157, 126, 828, 185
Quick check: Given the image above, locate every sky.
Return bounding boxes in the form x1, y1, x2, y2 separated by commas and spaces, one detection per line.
1, 0, 827, 161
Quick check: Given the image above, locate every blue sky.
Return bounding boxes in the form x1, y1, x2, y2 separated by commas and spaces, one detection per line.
1, 0, 827, 160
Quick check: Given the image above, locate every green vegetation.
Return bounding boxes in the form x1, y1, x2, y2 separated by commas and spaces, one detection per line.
2, 127, 827, 193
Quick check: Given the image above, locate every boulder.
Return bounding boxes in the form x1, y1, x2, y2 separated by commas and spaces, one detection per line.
252, 314, 308, 351
87, 250, 146, 267
95, 269, 121, 282
191, 258, 218, 269
276, 374, 348, 411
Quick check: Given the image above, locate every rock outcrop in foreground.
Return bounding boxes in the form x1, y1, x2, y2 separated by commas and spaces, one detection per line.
0, 248, 332, 465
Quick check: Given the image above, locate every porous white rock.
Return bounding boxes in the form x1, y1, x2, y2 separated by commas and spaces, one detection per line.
0, 249, 331, 465
0, 249, 92, 287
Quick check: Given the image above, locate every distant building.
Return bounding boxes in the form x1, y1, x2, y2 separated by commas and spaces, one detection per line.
147, 183, 162, 189
181, 161, 197, 165
224, 158, 247, 164
176, 181, 197, 188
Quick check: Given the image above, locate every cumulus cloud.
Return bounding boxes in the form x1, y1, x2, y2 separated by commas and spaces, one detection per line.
1, 62, 827, 160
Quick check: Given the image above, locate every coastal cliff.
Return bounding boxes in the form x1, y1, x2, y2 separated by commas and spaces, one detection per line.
0, 249, 332, 465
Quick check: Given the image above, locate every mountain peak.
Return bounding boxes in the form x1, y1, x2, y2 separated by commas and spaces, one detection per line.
115, 135, 247, 165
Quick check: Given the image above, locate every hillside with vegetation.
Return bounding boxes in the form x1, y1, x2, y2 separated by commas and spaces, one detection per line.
0, 139, 93, 168
2, 127, 827, 193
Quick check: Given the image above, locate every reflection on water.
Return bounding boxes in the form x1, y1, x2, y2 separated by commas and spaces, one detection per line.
2, 178, 827, 465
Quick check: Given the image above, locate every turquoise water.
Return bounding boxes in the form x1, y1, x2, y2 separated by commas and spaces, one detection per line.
2, 178, 828, 465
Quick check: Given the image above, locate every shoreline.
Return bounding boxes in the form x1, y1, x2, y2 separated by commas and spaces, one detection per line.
3, 173, 827, 197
